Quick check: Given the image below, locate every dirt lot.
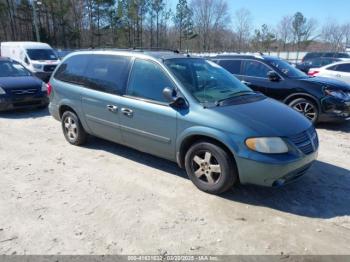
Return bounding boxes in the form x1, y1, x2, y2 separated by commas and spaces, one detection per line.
0, 108, 349, 255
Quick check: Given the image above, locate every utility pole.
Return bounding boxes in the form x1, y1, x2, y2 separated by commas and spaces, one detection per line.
31, 0, 41, 42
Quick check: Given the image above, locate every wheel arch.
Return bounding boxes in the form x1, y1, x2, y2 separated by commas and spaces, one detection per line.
283, 93, 321, 111
177, 132, 238, 171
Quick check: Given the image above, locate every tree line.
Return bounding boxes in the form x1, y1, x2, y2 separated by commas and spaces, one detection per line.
1, 0, 350, 53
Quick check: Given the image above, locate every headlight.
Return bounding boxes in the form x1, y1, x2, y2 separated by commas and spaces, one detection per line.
33, 64, 42, 70
325, 89, 350, 100
41, 82, 48, 92
245, 137, 289, 154
0, 87, 6, 95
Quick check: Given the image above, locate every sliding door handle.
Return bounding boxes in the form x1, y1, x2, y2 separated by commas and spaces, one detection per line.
107, 105, 118, 112
121, 108, 133, 117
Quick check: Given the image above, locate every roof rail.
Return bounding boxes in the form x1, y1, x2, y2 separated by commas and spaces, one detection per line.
132, 47, 180, 54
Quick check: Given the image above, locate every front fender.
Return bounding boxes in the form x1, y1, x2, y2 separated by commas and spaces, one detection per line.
176, 126, 241, 165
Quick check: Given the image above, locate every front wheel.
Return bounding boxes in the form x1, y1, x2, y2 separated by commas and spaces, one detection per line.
184, 141, 238, 194
289, 98, 319, 124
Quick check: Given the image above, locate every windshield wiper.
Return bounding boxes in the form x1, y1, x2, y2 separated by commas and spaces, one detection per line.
215, 91, 255, 106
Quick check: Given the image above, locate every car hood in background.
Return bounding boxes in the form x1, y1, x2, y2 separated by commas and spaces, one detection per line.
211, 97, 312, 137
0, 76, 42, 90
299, 76, 350, 91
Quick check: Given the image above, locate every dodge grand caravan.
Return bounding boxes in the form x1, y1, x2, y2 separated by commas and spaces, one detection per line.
48, 51, 318, 194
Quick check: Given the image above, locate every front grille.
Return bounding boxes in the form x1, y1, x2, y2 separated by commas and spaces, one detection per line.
43, 65, 57, 72
289, 126, 319, 155
11, 89, 38, 95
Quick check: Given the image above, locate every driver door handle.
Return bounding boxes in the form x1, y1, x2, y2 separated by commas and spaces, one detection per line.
336, 74, 342, 77
241, 80, 252, 86
106, 105, 118, 112
121, 108, 133, 117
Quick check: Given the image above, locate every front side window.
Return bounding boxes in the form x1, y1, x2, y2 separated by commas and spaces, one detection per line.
54, 55, 89, 84
219, 60, 242, 75
0, 61, 31, 77
26, 49, 58, 61
244, 60, 271, 78
83, 55, 131, 94
268, 59, 306, 78
165, 58, 253, 104
126, 59, 175, 102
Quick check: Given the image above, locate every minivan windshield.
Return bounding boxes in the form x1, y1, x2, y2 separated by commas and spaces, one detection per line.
268, 59, 306, 79
26, 49, 58, 61
0, 61, 31, 77
164, 58, 253, 104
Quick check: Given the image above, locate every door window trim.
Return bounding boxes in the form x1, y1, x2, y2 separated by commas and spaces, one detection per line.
216, 58, 284, 80
124, 58, 178, 106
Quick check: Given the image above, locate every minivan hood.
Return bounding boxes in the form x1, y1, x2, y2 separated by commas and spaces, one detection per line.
299, 76, 350, 91
211, 97, 312, 137
0, 76, 42, 90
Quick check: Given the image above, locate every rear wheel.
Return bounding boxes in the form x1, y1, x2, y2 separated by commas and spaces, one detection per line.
289, 98, 319, 124
61, 111, 87, 146
184, 141, 237, 194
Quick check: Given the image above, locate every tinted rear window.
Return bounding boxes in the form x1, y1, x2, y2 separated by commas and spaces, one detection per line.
218, 60, 242, 74
83, 55, 131, 94
54, 54, 131, 94
54, 54, 89, 85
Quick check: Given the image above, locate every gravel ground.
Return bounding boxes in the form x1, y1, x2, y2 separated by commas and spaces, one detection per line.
0, 108, 349, 255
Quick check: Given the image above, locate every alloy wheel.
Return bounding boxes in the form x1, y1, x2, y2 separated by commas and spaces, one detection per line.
191, 151, 222, 185
292, 101, 317, 122
64, 116, 78, 141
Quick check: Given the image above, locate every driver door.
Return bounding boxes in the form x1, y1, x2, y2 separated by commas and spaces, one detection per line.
242, 60, 286, 100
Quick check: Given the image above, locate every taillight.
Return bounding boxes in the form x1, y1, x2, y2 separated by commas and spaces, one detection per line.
308, 70, 319, 77
47, 82, 52, 96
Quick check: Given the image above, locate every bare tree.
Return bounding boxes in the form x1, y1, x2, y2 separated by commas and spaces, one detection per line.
276, 15, 293, 52
342, 23, 350, 48
233, 8, 252, 52
321, 19, 346, 51
191, 0, 230, 52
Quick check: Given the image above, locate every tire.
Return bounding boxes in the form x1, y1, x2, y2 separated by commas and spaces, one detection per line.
184, 141, 238, 194
61, 111, 87, 146
289, 98, 319, 124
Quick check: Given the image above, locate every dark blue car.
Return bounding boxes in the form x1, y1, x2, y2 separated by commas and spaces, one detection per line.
0, 57, 49, 111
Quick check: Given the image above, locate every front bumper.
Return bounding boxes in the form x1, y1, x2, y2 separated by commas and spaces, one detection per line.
320, 98, 350, 122
236, 150, 318, 187
0, 94, 49, 112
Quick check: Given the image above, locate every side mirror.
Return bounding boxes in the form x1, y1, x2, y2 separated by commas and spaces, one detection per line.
267, 71, 280, 82
24, 57, 30, 65
163, 87, 187, 108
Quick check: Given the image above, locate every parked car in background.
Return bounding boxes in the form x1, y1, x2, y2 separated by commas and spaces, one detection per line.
48, 50, 318, 194
55, 49, 75, 60
308, 61, 350, 84
302, 52, 350, 62
296, 57, 345, 73
211, 55, 350, 123
0, 58, 49, 111
0, 42, 60, 82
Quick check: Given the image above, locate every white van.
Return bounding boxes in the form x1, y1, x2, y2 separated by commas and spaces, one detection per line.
0, 42, 60, 82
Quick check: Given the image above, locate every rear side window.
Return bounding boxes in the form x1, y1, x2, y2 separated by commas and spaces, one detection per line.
126, 59, 175, 103
54, 55, 89, 85
334, 63, 350, 73
218, 60, 242, 75
243, 60, 271, 78
83, 55, 131, 94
